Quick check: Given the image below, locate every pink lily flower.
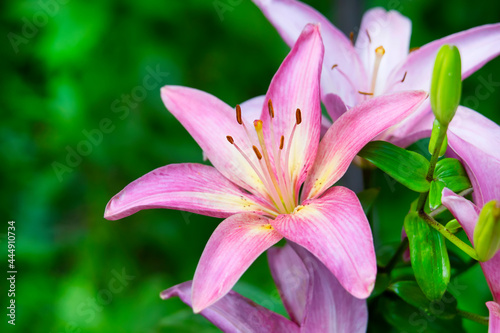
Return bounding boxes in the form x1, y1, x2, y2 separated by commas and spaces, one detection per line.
161, 243, 367, 333
104, 24, 427, 312
440, 120, 500, 332
442, 189, 500, 332
251, 0, 500, 145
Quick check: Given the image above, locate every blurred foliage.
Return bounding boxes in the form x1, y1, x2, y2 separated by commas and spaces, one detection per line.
1, 0, 499, 332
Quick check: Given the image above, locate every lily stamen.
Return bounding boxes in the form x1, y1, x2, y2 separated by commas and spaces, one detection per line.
227, 104, 306, 213
358, 91, 374, 96
370, 45, 385, 95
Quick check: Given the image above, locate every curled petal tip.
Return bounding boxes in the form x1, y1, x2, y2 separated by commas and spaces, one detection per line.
159, 290, 169, 300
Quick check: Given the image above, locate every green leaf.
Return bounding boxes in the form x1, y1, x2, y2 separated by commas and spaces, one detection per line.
357, 188, 380, 215
404, 212, 451, 301
372, 273, 391, 298
359, 141, 430, 192
378, 296, 465, 333
429, 180, 446, 210
434, 158, 471, 192
388, 281, 458, 319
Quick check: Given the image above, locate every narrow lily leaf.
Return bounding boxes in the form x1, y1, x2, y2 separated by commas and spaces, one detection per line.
371, 273, 391, 298
429, 180, 446, 210
379, 296, 465, 333
404, 212, 451, 301
358, 141, 430, 192
388, 281, 458, 319
434, 158, 471, 192
357, 188, 380, 215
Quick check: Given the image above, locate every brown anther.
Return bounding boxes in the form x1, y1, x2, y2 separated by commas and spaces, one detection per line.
279, 135, 284, 150
366, 29, 371, 43
401, 71, 407, 83
331, 64, 338, 70
358, 91, 374, 96
410, 47, 420, 53
226, 136, 234, 144
252, 145, 262, 160
375, 46, 385, 56
235, 105, 243, 125
349, 31, 354, 45
296, 108, 302, 125
268, 99, 275, 118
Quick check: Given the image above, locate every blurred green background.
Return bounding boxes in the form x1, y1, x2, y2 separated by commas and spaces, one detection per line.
2, 0, 499, 332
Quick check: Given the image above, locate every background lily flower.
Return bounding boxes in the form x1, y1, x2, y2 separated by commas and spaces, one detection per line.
251, 0, 500, 144
161, 243, 367, 333
105, 24, 427, 312
442, 189, 500, 333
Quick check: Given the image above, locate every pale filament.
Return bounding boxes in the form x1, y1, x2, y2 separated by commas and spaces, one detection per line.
226, 101, 301, 214
370, 46, 385, 95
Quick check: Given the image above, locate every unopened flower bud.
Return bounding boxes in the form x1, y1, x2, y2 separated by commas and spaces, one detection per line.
474, 200, 500, 262
430, 45, 462, 126
445, 219, 461, 233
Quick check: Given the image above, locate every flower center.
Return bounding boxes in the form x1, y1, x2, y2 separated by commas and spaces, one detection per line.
226, 100, 301, 215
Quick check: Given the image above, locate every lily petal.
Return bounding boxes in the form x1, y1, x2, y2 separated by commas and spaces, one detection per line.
291, 243, 368, 333
323, 93, 347, 123
389, 23, 500, 92
303, 90, 427, 200
447, 106, 500, 206
251, 0, 366, 117
441, 188, 479, 239
239, 95, 266, 125
260, 23, 323, 194
441, 189, 500, 301
267, 244, 309, 325
192, 213, 282, 312
271, 186, 377, 299
381, 100, 434, 147
161, 86, 267, 198
487, 301, 500, 333
355, 8, 412, 95
161, 281, 299, 333
104, 163, 272, 220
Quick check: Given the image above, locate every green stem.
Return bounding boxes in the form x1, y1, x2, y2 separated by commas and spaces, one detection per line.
426, 124, 448, 182
419, 211, 479, 261
416, 124, 448, 213
457, 309, 489, 326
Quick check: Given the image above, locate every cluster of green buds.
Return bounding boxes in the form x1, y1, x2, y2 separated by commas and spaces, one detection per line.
474, 200, 500, 262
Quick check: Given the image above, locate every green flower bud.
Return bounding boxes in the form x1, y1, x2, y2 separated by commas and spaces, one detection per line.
428, 119, 448, 157
474, 200, 500, 262
430, 45, 462, 126
445, 219, 461, 233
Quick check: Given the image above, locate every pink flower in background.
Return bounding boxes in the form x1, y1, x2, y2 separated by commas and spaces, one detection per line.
161, 243, 368, 333
251, 0, 500, 145
105, 24, 427, 312
442, 189, 500, 333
